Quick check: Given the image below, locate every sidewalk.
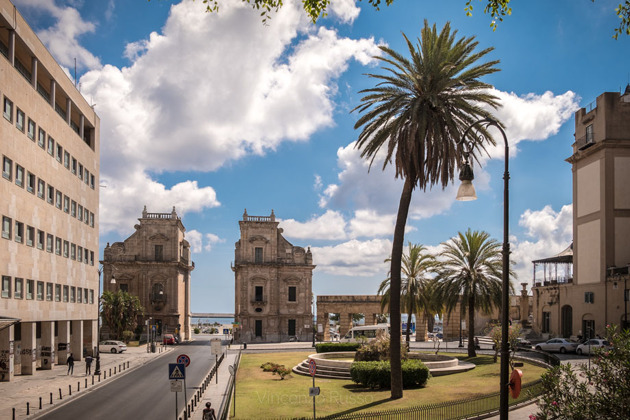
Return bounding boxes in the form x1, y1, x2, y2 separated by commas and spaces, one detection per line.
0, 344, 174, 419
192, 346, 239, 420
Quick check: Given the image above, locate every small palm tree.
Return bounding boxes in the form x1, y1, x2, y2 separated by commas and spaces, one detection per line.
436, 229, 514, 357
353, 20, 500, 398
378, 243, 437, 345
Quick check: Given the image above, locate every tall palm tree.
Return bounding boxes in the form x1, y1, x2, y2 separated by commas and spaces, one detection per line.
353, 20, 500, 398
378, 242, 437, 345
436, 229, 514, 357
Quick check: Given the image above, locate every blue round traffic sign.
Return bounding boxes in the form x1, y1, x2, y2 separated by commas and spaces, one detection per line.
177, 354, 191, 367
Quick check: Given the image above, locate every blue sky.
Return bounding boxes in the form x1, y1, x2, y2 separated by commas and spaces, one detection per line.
14, 0, 630, 313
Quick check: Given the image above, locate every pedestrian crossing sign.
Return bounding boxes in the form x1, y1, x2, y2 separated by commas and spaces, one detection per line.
168, 363, 186, 380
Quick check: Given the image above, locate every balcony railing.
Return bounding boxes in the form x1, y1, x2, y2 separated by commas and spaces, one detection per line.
576, 134, 594, 151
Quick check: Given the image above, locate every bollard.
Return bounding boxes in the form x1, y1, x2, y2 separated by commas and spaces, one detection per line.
59, 388, 62, 400
109, 368, 112, 376
127, 361, 130, 368
27, 402, 30, 415
92, 376, 94, 385
78, 381, 80, 391
39, 397, 42, 409
50, 392, 53, 404
114, 367, 116, 374
104, 371, 106, 379
187, 403, 191, 417
85, 378, 88, 389
69, 384, 72, 396
12, 407, 15, 420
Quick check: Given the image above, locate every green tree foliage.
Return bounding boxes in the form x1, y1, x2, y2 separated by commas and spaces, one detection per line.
196, 0, 629, 38
353, 21, 500, 399
101, 290, 145, 341
436, 229, 513, 358
379, 243, 437, 345
533, 324, 630, 419
488, 322, 521, 363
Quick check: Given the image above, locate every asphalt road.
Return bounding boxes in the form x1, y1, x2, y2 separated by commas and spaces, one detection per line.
40, 336, 223, 420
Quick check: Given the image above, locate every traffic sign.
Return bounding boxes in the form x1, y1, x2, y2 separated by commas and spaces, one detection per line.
309, 387, 320, 397
168, 363, 186, 380
309, 359, 317, 377
177, 354, 191, 367
211, 338, 222, 355
170, 380, 183, 393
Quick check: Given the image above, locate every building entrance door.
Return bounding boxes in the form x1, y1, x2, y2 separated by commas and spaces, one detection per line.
255, 320, 262, 338
561, 305, 573, 338
288, 319, 296, 337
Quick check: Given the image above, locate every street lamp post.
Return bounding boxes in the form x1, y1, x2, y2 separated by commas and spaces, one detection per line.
94, 266, 116, 376
457, 117, 511, 420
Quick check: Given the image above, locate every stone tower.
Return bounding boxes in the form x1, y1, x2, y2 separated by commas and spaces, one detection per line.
233, 210, 315, 343
102, 206, 194, 341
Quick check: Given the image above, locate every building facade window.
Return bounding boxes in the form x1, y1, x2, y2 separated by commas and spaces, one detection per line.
2, 156, 12, 180
586, 124, 594, 144
14, 278, 23, 299
71, 200, 76, 217
63, 285, 69, 302
255, 286, 264, 302
3, 96, 13, 121
55, 284, 61, 302
26, 226, 34, 247
15, 164, 24, 187
47, 136, 54, 156
16, 108, 24, 131
288, 286, 297, 302
84, 288, 88, 303
38, 128, 45, 148
46, 234, 53, 253
56, 144, 63, 162
585, 292, 595, 304
47, 185, 54, 204
77, 246, 83, 262
37, 179, 45, 198
63, 151, 70, 168
26, 279, 34, 300
542, 311, 551, 333
37, 230, 44, 250
63, 240, 69, 258
71, 157, 77, 174
37, 281, 44, 300
2, 216, 11, 239
26, 172, 35, 193
46, 282, 53, 301
14, 221, 23, 243
27, 119, 35, 140
71, 243, 76, 260
89, 290, 94, 304
55, 237, 61, 255
1, 275, 10, 298
77, 287, 82, 303
63, 195, 69, 213
55, 191, 62, 209
70, 287, 76, 303
255, 247, 263, 263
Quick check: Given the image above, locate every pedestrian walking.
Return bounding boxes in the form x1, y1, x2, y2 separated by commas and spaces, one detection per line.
202, 402, 216, 420
67, 353, 74, 375
85, 354, 93, 375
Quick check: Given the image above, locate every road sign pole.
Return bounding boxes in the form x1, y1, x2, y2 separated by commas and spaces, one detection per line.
184, 378, 187, 413
175, 390, 178, 420
312, 374, 316, 420
216, 355, 218, 384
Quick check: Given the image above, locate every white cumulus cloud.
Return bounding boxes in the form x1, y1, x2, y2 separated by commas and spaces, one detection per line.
312, 238, 392, 276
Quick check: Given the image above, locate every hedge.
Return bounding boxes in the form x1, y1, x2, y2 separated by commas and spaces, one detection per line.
350, 359, 430, 389
315, 342, 361, 353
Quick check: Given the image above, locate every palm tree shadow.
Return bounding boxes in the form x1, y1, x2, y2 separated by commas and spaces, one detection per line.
324, 393, 391, 418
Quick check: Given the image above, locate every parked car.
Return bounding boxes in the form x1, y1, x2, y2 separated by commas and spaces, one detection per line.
534, 338, 577, 353
99, 340, 127, 354
163, 333, 175, 345
576, 339, 610, 355
340, 324, 389, 342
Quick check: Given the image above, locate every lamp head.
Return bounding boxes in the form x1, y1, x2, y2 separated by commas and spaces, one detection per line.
456, 156, 477, 201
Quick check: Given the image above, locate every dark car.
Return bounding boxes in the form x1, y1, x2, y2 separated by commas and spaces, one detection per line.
163, 334, 175, 345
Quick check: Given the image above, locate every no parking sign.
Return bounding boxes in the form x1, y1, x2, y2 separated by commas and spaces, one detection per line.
177, 354, 191, 367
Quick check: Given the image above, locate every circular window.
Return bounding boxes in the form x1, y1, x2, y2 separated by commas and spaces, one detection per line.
255, 307, 263, 313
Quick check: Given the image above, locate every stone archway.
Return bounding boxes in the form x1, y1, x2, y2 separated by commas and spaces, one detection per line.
316, 296, 385, 341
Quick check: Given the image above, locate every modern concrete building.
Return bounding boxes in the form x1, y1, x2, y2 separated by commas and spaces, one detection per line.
233, 210, 315, 343
101, 207, 194, 342
0, 0, 100, 381
532, 88, 630, 338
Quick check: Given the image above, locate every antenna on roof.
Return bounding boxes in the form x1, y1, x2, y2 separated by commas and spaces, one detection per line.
74, 58, 77, 87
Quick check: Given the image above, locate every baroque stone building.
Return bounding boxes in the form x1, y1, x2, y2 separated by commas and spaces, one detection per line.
1, 0, 100, 381
532, 88, 630, 338
102, 207, 194, 341
233, 210, 315, 343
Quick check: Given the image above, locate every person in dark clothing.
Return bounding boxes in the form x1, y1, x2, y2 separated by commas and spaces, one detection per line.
202, 402, 216, 420
67, 353, 75, 375
85, 355, 93, 375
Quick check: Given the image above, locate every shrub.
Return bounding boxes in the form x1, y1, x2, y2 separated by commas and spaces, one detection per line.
260, 362, 291, 379
193, 327, 200, 334
354, 335, 408, 361
122, 330, 134, 344
315, 342, 361, 353
350, 359, 430, 389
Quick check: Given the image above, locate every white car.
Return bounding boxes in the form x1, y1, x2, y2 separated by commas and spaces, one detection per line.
576, 339, 610, 355
99, 340, 127, 354
534, 338, 577, 354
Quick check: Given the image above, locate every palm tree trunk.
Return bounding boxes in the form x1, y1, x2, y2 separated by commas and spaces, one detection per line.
390, 177, 414, 399
468, 294, 476, 357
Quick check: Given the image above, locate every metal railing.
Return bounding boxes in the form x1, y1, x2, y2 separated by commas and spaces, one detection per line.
219, 349, 242, 420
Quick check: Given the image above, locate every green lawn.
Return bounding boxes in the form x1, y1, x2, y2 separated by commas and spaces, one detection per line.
230, 352, 547, 419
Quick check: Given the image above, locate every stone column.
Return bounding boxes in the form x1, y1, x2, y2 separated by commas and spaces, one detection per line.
41, 321, 55, 370
0, 325, 14, 382
20, 323, 36, 375
71, 320, 83, 361
50, 79, 56, 108
57, 321, 70, 364
31, 57, 38, 89
415, 315, 429, 342
66, 97, 72, 125
8, 30, 15, 66
83, 320, 96, 357
520, 283, 529, 323
322, 313, 330, 341
339, 313, 353, 339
